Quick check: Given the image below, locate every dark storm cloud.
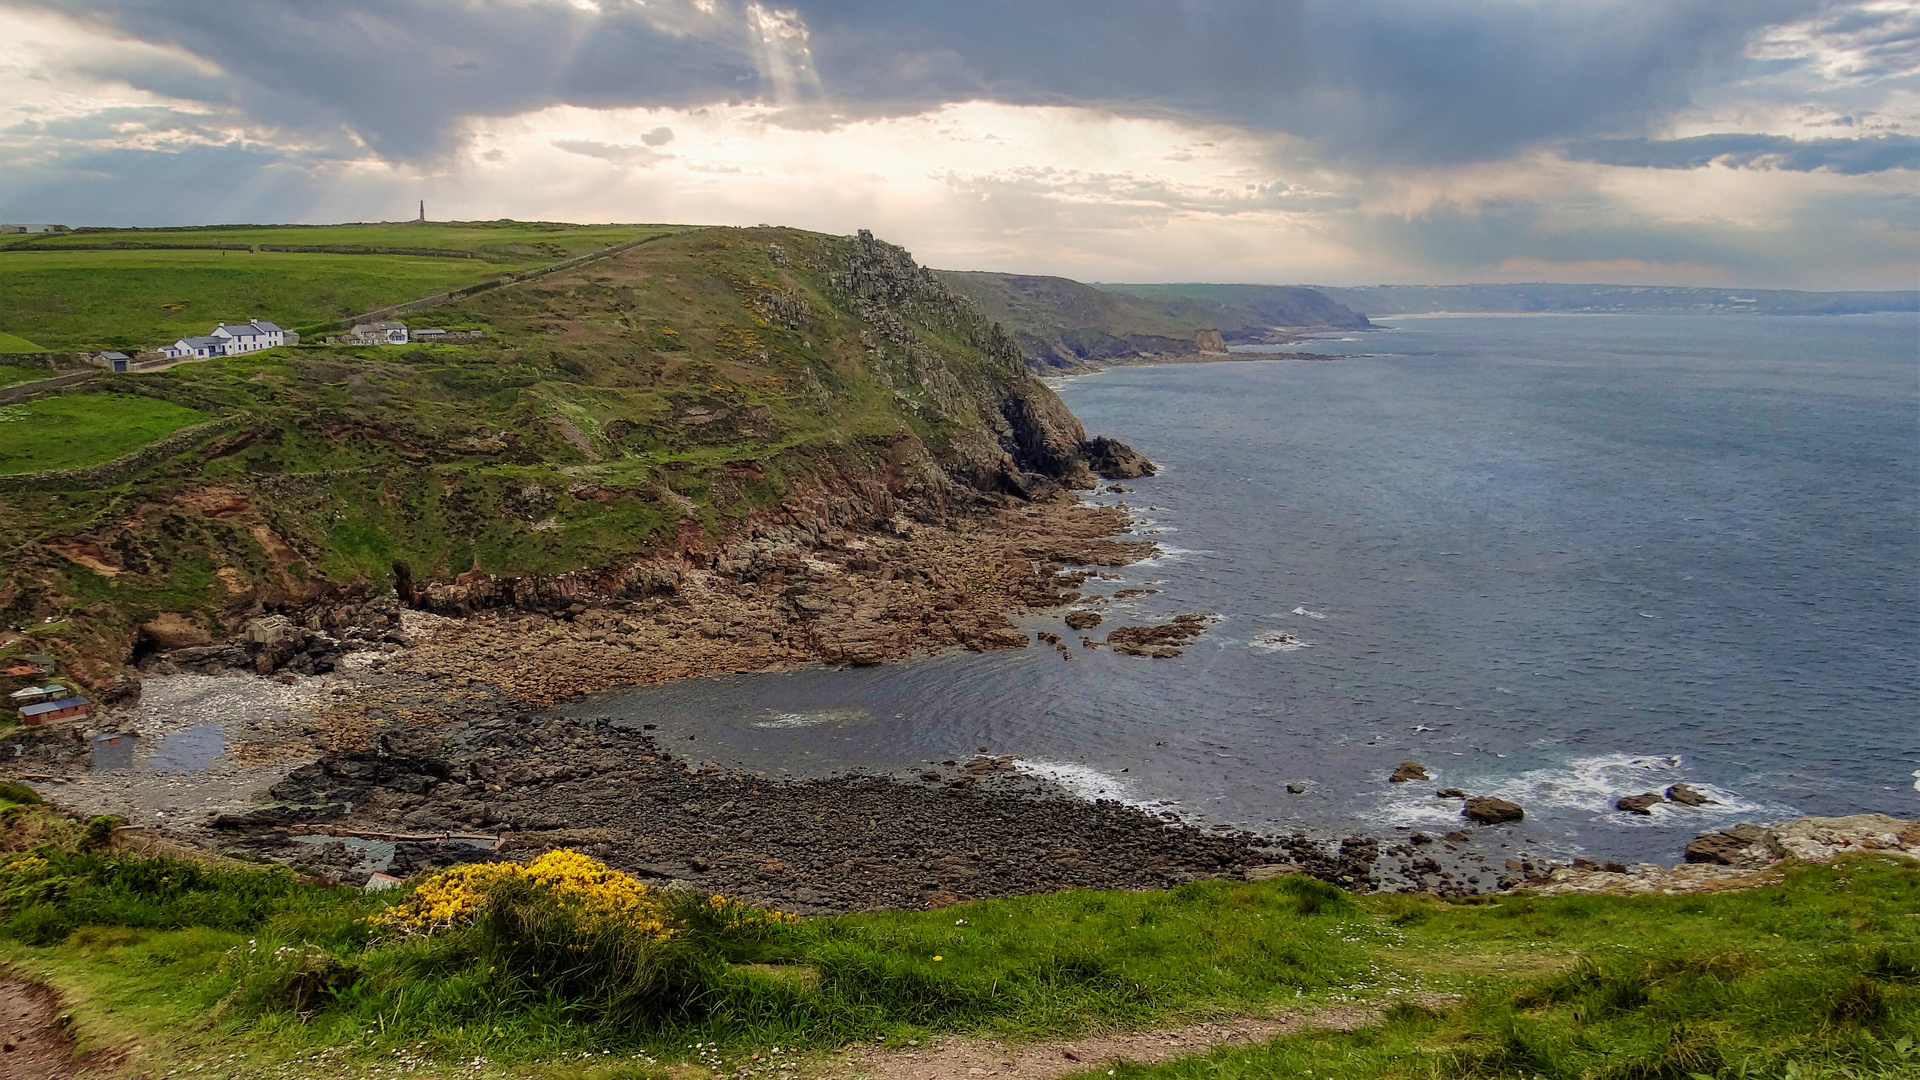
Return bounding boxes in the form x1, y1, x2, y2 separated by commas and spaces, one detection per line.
14, 0, 1839, 165
797, 0, 1823, 165
1565, 133, 1920, 174
24, 0, 767, 159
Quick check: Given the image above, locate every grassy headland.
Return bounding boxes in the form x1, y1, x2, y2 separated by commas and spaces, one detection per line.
0, 224, 1106, 692
0, 789, 1913, 1079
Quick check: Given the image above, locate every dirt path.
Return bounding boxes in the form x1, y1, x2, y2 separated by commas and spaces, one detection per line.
822, 1007, 1380, 1080
0, 976, 82, 1080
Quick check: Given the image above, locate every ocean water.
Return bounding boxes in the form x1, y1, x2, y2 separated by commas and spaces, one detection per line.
571, 314, 1920, 863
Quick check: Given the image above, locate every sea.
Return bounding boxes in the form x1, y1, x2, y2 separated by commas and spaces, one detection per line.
568, 313, 1920, 864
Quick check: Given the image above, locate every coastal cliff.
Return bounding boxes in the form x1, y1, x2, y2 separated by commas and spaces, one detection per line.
0, 226, 1146, 698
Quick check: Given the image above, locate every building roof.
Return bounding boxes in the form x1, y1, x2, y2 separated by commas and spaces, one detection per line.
100, 351, 129, 360
20, 696, 88, 717
8, 685, 64, 700
252, 320, 283, 332
181, 335, 224, 349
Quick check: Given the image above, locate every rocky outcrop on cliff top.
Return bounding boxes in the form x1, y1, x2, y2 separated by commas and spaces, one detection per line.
1526, 814, 1920, 896
834, 230, 1147, 496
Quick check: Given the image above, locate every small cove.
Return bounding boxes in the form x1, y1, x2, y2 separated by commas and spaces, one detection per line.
572, 314, 1919, 863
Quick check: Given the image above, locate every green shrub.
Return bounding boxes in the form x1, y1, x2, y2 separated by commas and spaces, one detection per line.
0, 780, 42, 805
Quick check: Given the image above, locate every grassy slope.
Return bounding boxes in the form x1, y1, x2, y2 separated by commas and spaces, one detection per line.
0, 222, 682, 350
0, 393, 209, 474
0, 330, 48, 353
0, 225, 1044, 679
0, 788, 1912, 1080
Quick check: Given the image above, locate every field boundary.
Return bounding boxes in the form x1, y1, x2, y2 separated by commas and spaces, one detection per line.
0, 413, 253, 491
0, 369, 102, 404
333, 230, 684, 329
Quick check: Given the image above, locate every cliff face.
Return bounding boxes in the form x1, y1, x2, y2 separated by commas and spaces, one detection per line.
0, 226, 1143, 691
940, 271, 1369, 370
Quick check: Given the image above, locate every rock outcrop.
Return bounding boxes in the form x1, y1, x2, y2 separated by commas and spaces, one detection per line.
1531, 814, 1920, 896
1462, 796, 1525, 824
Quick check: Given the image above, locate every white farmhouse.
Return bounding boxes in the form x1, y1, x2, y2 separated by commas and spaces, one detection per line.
159, 319, 286, 360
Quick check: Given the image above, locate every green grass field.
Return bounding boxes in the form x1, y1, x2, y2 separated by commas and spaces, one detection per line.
0, 363, 50, 386
0, 222, 682, 350
0, 330, 48, 352
0, 789, 1913, 1080
0, 392, 210, 473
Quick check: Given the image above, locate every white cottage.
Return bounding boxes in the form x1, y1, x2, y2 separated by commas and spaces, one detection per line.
210, 320, 286, 354
160, 319, 286, 360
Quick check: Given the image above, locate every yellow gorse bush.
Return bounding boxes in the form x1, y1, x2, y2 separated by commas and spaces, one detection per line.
374, 851, 675, 939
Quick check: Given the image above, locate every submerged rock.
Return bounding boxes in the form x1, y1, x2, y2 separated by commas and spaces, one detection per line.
1666, 783, 1715, 806
1616, 793, 1665, 815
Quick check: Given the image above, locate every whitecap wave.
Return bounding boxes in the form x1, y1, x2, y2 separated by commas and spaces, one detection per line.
1369, 752, 1794, 831
1291, 605, 1328, 620
1013, 759, 1155, 809
1251, 631, 1312, 652
752, 707, 869, 729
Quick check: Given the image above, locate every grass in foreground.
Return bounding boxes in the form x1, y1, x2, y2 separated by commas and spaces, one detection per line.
0, 391, 210, 473
0, 789, 1914, 1080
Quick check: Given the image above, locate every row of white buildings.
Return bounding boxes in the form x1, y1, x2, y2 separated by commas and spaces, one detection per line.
159, 319, 292, 360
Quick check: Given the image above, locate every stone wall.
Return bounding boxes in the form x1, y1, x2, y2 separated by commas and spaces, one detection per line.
0, 415, 252, 492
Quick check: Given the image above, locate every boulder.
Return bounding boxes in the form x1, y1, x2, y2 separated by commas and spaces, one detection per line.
1462, 796, 1524, 825
1665, 783, 1714, 806
1388, 761, 1429, 783
1616, 793, 1665, 815
1684, 823, 1777, 868
1064, 610, 1102, 631
1244, 863, 1300, 881
1082, 436, 1157, 479
1435, 787, 1467, 799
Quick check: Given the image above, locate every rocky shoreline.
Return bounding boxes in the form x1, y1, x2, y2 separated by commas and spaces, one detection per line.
9, 482, 1906, 912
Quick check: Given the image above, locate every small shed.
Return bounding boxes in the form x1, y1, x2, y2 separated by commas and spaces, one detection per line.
24, 654, 55, 674
19, 696, 89, 726
100, 351, 130, 373
8, 684, 66, 707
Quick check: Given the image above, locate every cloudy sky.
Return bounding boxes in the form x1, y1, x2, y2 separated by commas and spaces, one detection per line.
1, 1, 1915, 288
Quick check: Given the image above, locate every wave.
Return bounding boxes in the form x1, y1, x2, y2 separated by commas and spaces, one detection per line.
752, 707, 869, 729
1013, 759, 1158, 810
1370, 752, 1796, 834
1291, 605, 1328, 620
1251, 631, 1312, 653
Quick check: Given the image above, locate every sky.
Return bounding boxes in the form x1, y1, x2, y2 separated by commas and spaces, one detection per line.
0, 1, 1915, 288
